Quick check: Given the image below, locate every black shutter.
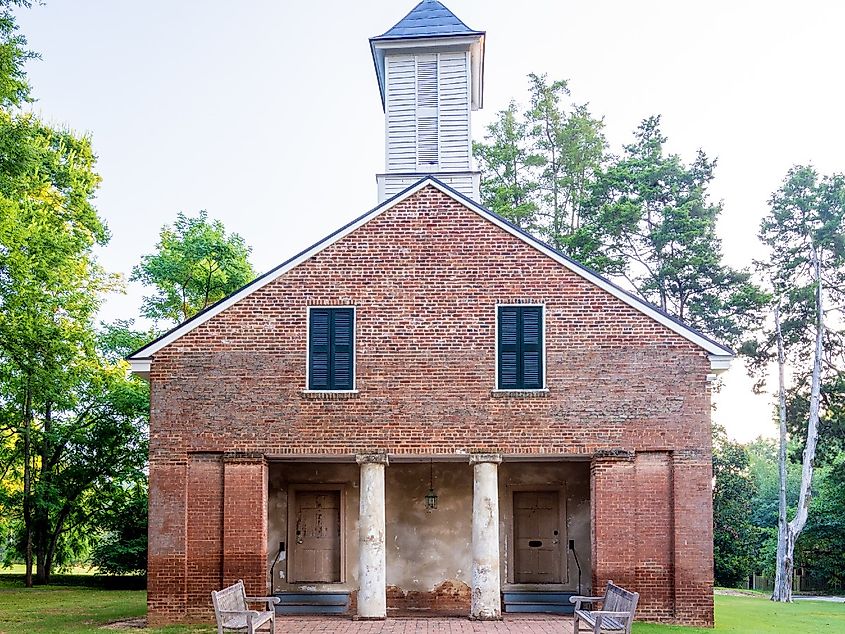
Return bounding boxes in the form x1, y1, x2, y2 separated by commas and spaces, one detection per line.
498, 306, 543, 390
331, 308, 354, 390
309, 309, 331, 390
309, 307, 354, 391
521, 306, 543, 389
498, 306, 519, 389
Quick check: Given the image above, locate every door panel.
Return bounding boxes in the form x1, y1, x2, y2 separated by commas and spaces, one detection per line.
514, 490, 562, 583
292, 490, 341, 582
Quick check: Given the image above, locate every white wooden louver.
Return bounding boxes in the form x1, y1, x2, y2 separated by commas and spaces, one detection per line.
384, 52, 471, 176
416, 54, 439, 168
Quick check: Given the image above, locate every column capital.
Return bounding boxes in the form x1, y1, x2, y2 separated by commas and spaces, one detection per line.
469, 453, 502, 465
356, 453, 389, 466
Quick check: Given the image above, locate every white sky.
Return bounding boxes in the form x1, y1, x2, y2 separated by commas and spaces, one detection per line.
14, 1, 845, 443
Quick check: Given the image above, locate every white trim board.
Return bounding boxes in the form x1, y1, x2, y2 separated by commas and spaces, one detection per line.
128, 177, 734, 372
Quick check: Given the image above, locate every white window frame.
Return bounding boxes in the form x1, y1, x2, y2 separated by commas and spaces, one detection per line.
304, 305, 358, 393
493, 303, 548, 392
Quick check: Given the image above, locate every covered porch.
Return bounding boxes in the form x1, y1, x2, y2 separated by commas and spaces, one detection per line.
266, 454, 592, 619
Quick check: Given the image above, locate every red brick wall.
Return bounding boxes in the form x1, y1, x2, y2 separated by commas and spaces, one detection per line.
147, 185, 714, 625
186, 454, 223, 620
222, 456, 268, 595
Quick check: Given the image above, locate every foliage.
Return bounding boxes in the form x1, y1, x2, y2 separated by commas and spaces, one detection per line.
476, 80, 766, 345
131, 210, 255, 324
0, 4, 151, 585
744, 165, 845, 600
473, 74, 607, 265
587, 117, 768, 344
89, 484, 147, 576
746, 166, 845, 437
795, 455, 845, 590
712, 426, 758, 587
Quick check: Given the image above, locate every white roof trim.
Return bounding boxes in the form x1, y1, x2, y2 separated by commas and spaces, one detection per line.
129, 177, 734, 363
129, 358, 151, 377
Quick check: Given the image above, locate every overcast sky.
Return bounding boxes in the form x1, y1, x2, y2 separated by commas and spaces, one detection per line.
14, 1, 845, 442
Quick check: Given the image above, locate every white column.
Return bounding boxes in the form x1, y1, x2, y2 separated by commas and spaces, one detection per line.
356, 453, 388, 619
470, 453, 502, 620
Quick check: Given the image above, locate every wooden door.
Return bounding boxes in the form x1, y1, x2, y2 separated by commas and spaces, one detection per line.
291, 490, 341, 582
514, 491, 562, 583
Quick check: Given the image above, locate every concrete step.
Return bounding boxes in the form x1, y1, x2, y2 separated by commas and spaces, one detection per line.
502, 591, 576, 615
274, 592, 349, 615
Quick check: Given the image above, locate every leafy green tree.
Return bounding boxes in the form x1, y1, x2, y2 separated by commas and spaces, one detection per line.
713, 426, 758, 586
131, 210, 255, 324
0, 2, 151, 586
474, 101, 539, 230
588, 117, 768, 345
473, 74, 607, 263
89, 483, 147, 576
749, 165, 845, 601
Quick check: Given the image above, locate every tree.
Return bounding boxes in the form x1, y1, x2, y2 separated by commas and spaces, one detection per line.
131, 210, 255, 324
473, 101, 540, 230
0, 2, 152, 586
473, 74, 607, 265
588, 116, 768, 344
89, 482, 147, 576
753, 165, 845, 602
712, 425, 758, 586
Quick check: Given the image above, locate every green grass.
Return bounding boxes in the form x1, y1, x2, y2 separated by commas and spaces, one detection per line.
634, 594, 845, 633
0, 578, 842, 633
0, 576, 211, 634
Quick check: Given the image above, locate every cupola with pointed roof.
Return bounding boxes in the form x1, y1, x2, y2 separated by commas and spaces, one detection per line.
370, 0, 485, 202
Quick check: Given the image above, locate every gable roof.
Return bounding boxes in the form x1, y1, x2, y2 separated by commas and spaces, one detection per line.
128, 177, 733, 373
371, 0, 483, 41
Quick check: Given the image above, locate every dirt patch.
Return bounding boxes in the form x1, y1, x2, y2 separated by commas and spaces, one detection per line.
714, 588, 760, 597
101, 617, 147, 629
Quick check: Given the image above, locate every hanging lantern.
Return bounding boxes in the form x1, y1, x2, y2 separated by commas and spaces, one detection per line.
425, 459, 438, 511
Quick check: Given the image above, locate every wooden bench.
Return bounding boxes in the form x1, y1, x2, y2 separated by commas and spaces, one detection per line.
211, 579, 280, 634
570, 581, 639, 634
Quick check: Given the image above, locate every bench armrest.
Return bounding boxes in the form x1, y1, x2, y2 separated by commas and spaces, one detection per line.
570, 595, 604, 610
246, 596, 281, 606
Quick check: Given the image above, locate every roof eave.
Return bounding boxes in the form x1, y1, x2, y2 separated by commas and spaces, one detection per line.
369, 31, 486, 111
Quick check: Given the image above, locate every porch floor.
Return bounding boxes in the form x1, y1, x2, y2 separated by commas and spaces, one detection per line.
275, 614, 574, 633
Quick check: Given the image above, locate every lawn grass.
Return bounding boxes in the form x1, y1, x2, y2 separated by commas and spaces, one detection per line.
634, 593, 845, 633
0, 576, 211, 634
0, 578, 842, 633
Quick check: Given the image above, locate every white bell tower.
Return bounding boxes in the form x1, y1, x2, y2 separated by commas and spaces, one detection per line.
370, 0, 485, 202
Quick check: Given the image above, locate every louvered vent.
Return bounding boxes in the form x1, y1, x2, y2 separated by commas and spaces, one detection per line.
416, 55, 439, 167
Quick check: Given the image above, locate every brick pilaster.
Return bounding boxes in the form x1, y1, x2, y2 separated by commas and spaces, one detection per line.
147, 456, 188, 625
222, 453, 269, 596
591, 450, 637, 593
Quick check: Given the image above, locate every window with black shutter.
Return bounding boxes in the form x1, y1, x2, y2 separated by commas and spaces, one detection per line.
497, 305, 544, 390
308, 307, 355, 391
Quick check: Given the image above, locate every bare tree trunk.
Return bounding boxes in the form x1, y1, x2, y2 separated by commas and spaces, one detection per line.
772, 300, 791, 601
772, 250, 825, 602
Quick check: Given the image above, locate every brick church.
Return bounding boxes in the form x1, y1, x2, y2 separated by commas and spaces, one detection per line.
130, 0, 732, 626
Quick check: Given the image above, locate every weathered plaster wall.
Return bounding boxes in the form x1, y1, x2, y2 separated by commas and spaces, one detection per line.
266, 460, 590, 612
267, 462, 360, 592
385, 462, 473, 612
499, 461, 591, 594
